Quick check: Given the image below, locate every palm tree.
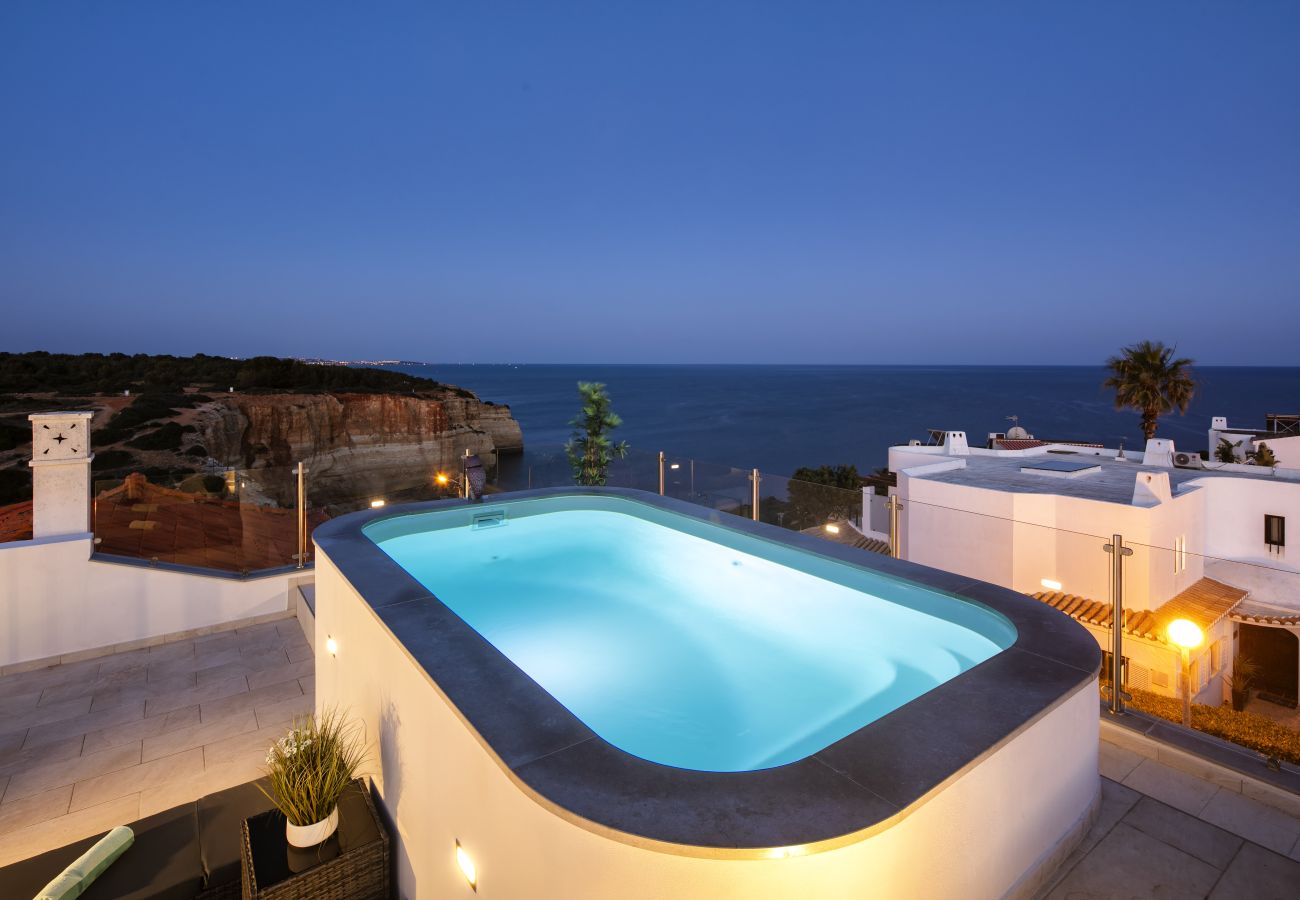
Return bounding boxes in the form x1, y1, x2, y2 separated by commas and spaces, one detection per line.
1103, 341, 1195, 440
565, 382, 629, 486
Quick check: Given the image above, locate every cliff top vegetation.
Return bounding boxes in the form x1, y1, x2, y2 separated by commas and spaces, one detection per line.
0, 352, 469, 397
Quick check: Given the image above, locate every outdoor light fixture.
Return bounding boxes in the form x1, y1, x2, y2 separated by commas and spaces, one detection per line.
1167, 618, 1203, 727
455, 840, 477, 891
1040, 578, 1062, 591
824, 523, 840, 534
370, 498, 386, 508
766, 845, 806, 859
325, 636, 338, 657
1167, 618, 1203, 651
670, 463, 680, 470
436, 472, 450, 486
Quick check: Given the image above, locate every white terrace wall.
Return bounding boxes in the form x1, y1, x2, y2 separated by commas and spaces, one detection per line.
0, 413, 292, 669
897, 470, 1206, 614
0, 534, 293, 669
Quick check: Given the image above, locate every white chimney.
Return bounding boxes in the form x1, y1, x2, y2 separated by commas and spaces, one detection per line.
1141, 438, 1175, 468
28, 412, 95, 538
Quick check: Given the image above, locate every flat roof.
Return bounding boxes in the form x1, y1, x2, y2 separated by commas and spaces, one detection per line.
909, 453, 1282, 505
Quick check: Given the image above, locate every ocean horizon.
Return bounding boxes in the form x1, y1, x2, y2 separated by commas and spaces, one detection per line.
380, 363, 1300, 474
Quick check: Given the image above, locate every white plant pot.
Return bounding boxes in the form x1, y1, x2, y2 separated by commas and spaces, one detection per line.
285, 807, 339, 848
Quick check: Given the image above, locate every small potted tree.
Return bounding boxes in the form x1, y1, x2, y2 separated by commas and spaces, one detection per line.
261, 708, 366, 847
1231, 656, 1258, 712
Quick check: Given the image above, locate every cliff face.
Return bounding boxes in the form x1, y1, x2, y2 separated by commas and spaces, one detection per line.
193, 392, 523, 504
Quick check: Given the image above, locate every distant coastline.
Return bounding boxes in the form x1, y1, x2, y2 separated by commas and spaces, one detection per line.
377, 362, 1300, 475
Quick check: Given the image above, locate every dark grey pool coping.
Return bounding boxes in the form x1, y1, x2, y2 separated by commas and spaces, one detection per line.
314, 487, 1101, 850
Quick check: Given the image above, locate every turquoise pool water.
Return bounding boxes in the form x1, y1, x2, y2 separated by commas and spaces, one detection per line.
366, 497, 1015, 772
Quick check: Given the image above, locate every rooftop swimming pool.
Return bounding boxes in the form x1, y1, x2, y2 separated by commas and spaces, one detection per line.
315, 488, 1100, 898
365, 500, 1015, 772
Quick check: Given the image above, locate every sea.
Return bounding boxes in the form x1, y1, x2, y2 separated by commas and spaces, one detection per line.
379, 364, 1300, 476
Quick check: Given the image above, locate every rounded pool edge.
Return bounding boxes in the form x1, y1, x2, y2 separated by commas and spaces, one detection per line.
313, 486, 1101, 852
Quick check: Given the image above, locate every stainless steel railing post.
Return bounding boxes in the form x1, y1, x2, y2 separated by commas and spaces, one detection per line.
295, 461, 307, 569
659, 451, 665, 496
887, 494, 902, 558
1103, 533, 1134, 714
750, 468, 760, 521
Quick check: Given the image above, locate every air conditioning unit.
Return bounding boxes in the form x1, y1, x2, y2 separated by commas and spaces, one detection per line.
1173, 452, 1204, 469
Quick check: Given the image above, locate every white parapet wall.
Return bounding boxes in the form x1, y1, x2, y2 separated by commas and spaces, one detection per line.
0, 533, 293, 669
315, 550, 1100, 900
0, 410, 297, 669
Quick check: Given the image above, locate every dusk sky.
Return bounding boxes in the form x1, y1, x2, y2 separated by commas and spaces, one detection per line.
2, 3, 1298, 365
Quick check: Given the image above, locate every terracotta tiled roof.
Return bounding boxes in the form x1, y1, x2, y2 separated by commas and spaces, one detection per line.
1231, 600, 1300, 627
993, 439, 1106, 451
1155, 578, 1248, 634
802, 522, 890, 555
93, 475, 327, 573
0, 500, 33, 543
1033, 577, 1247, 644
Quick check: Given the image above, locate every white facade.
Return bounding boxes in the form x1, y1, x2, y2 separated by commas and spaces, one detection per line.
887, 437, 1300, 704
1209, 415, 1300, 470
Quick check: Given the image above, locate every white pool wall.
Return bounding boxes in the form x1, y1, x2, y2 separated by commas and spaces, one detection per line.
315, 547, 1099, 900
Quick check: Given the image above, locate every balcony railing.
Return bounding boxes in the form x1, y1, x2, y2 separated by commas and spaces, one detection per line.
85, 443, 1300, 770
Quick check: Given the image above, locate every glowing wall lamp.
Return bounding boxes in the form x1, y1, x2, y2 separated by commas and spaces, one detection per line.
370, 498, 386, 508
455, 840, 477, 891
325, 636, 338, 657
824, 523, 841, 534
1040, 578, 1063, 592
1167, 618, 1203, 727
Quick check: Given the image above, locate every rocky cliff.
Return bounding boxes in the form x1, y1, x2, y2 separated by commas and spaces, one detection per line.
193, 391, 523, 505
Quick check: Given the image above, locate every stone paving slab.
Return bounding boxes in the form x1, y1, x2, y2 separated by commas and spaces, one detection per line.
1037, 749, 1300, 899
0, 615, 314, 868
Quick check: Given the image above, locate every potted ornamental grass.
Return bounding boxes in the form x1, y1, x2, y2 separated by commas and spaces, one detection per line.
260, 707, 367, 847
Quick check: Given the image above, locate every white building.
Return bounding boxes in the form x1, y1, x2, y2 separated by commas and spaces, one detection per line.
1209, 414, 1300, 469
886, 429, 1300, 709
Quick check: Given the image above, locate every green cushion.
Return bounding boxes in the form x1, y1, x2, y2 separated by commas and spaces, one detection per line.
35, 826, 134, 899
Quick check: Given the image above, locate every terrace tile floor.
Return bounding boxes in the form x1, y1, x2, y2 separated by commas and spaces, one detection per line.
0, 617, 313, 868
2, 623, 1299, 898
1036, 743, 1300, 899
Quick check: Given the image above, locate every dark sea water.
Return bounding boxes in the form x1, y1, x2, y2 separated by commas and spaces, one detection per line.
381, 364, 1300, 475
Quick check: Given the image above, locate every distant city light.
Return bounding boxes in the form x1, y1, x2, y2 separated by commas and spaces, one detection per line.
669, 463, 680, 470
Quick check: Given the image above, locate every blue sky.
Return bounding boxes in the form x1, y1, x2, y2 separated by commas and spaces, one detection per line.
2, 2, 1298, 364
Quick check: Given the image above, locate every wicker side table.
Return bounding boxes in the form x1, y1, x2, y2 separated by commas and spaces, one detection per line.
240, 779, 390, 899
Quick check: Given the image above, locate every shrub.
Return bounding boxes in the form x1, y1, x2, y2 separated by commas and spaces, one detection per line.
126, 422, 185, 452
0, 421, 27, 452
0, 467, 32, 505
1124, 686, 1300, 765
260, 708, 366, 826
91, 450, 135, 472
